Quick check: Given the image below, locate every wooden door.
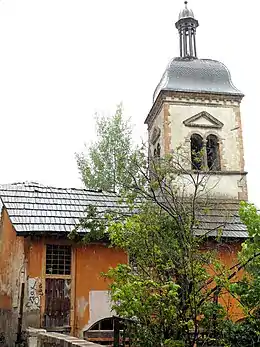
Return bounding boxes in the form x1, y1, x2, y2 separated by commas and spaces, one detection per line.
44, 278, 71, 329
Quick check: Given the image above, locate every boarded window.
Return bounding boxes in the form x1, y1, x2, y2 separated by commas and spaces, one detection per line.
46, 245, 71, 275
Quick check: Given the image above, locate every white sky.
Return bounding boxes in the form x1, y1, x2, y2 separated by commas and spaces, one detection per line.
0, 1, 259, 205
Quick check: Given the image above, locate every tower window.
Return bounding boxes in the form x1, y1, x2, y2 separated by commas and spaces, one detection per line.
156, 143, 161, 158
190, 134, 203, 170
206, 135, 220, 171
154, 143, 161, 158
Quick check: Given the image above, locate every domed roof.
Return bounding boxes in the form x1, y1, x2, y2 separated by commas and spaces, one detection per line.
153, 58, 243, 101
178, 1, 194, 20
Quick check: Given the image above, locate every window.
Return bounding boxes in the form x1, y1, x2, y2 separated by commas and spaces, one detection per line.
46, 244, 71, 275
190, 133, 221, 171
190, 134, 203, 170
157, 143, 161, 158
89, 318, 114, 331
206, 135, 220, 171
153, 143, 161, 158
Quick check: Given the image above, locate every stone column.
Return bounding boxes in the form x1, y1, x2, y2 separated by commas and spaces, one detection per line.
188, 27, 193, 56
183, 29, 187, 56
179, 29, 183, 57
193, 31, 197, 58
202, 139, 208, 170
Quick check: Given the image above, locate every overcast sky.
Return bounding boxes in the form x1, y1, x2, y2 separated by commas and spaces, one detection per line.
0, 1, 259, 205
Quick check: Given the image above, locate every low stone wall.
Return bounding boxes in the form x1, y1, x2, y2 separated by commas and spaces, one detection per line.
27, 328, 102, 347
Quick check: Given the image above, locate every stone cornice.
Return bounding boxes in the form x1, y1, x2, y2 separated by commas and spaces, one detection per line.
145, 90, 243, 128
183, 170, 248, 176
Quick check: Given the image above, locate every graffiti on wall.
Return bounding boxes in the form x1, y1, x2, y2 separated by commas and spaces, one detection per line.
26, 277, 43, 311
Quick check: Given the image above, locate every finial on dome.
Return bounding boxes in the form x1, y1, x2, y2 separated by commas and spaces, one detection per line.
175, 2, 199, 58
178, 1, 194, 20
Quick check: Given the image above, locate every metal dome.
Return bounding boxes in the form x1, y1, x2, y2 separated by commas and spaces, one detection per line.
153, 58, 243, 102
178, 1, 194, 20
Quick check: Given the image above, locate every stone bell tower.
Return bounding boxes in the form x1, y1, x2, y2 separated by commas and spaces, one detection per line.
145, 1, 247, 201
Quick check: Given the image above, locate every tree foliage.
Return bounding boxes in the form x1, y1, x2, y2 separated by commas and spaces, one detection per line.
76, 103, 133, 192
74, 144, 260, 346
221, 202, 260, 346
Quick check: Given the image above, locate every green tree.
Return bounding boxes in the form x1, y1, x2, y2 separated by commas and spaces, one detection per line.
76, 103, 133, 192
221, 202, 260, 346
73, 145, 260, 346
104, 151, 230, 347
73, 149, 234, 346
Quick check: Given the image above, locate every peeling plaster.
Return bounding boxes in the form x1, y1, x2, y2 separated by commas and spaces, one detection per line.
77, 296, 88, 319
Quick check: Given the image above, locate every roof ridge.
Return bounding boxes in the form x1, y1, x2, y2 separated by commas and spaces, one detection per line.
0, 181, 117, 195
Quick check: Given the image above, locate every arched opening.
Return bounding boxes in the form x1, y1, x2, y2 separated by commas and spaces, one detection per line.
157, 143, 161, 158
84, 316, 135, 346
153, 143, 161, 159
88, 317, 114, 331
206, 134, 220, 170
190, 134, 203, 170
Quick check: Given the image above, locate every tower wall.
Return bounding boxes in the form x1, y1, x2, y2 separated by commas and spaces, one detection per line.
147, 92, 247, 200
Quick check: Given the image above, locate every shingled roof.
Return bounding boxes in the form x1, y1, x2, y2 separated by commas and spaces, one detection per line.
0, 182, 124, 236
0, 182, 247, 238
194, 200, 247, 239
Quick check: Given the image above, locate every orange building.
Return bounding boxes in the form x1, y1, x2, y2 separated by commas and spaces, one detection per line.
0, 182, 127, 346
0, 183, 247, 347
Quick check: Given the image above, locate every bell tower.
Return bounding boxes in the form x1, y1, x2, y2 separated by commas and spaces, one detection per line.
145, 2, 247, 201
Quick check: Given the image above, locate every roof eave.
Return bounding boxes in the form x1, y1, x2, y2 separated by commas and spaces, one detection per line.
18, 230, 110, 243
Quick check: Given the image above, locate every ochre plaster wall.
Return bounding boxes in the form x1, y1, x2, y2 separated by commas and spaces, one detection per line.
25, 238, 127, 338
24, 238, 45, 328
0, 209, 25, 346
74, 244, 127, 336
206, 241, 244, 321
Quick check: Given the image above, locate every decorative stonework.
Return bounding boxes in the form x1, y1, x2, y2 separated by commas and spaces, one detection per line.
233, 107, 245, 172
183, 111, 223, 129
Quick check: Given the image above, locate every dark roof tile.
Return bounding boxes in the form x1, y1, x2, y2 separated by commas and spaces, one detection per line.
0, 182, 247, 238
